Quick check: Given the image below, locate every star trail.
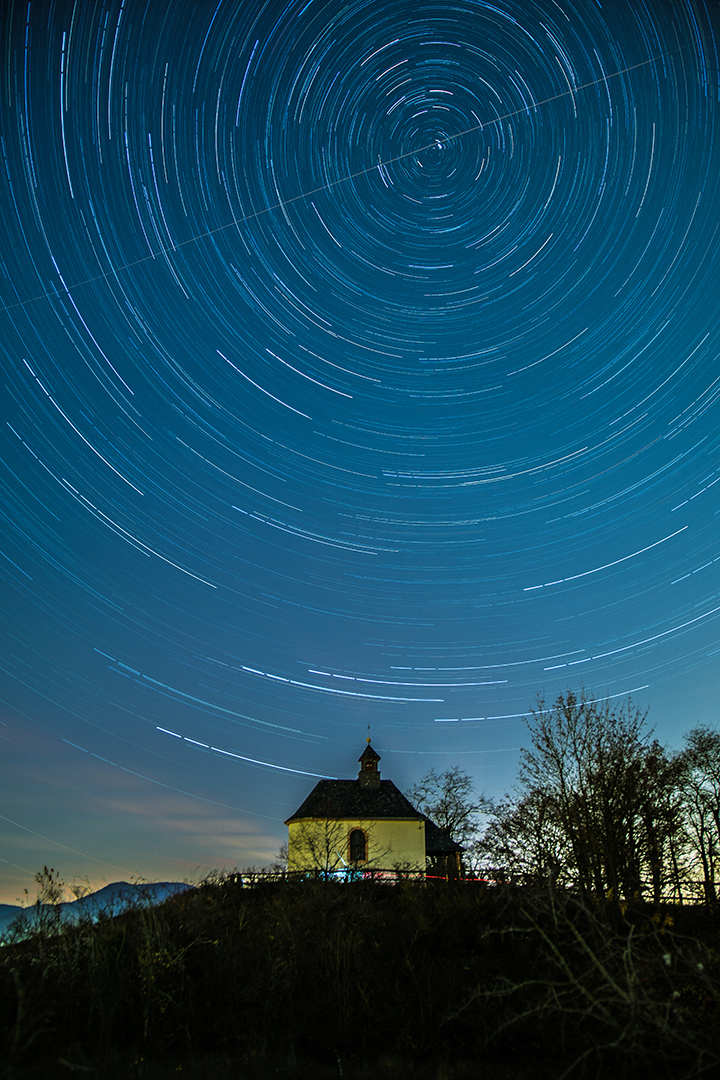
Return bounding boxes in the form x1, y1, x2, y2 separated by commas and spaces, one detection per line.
1, 0, 719, 899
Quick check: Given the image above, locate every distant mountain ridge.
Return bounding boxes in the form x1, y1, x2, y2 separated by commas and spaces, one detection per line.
0, 880, 191, 942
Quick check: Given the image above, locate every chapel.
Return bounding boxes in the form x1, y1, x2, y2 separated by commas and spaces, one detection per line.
285, 741, 463, 877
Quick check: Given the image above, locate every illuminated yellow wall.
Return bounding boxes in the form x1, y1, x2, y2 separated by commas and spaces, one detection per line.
288, 816, 425, 872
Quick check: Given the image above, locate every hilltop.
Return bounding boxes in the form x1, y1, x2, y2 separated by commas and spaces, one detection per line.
1, 875, 719, 1078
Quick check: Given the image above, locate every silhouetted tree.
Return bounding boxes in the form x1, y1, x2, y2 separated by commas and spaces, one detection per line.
478, 787, 571, 886
485, 689, 681, 900
674, 726, 720, 902
405, 765, 491, 850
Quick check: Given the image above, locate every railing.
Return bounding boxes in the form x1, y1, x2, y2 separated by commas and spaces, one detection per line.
222, 867, 483, 886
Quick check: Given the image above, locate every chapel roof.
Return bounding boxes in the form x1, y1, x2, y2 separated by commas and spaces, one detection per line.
285, 778, 423, 824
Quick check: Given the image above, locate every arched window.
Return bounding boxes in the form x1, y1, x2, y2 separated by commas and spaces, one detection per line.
349, 828, 367, 863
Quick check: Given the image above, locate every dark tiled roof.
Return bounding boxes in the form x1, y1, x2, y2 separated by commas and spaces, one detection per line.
285, 779, 423, 823
422, 815, 464, 854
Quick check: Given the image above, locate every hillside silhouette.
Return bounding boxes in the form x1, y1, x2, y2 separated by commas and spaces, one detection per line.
2, 873, 719, 1079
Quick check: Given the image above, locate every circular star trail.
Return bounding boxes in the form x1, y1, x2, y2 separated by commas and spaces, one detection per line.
1, 0, 719, 892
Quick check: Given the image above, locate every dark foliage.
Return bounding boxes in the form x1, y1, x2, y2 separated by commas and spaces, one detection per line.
479, 689, 687, 901
1, 876, 719, 1078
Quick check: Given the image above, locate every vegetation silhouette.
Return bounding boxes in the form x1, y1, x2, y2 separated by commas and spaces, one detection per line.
478, 689, 720, 904
1, 870, 719, 1078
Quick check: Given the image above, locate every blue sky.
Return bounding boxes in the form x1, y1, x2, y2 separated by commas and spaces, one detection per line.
1, 0, 719, 902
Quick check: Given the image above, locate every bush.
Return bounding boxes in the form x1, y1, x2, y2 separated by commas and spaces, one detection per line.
1, 875, 719, 1078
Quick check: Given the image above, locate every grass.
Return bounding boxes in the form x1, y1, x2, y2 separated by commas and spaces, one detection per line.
1, 876, 719, 1078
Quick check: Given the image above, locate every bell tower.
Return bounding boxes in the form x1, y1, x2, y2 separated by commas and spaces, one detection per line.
357, 739, 381, 789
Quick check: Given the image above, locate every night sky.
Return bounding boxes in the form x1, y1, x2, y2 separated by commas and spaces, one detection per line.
2, 0, 719, 902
